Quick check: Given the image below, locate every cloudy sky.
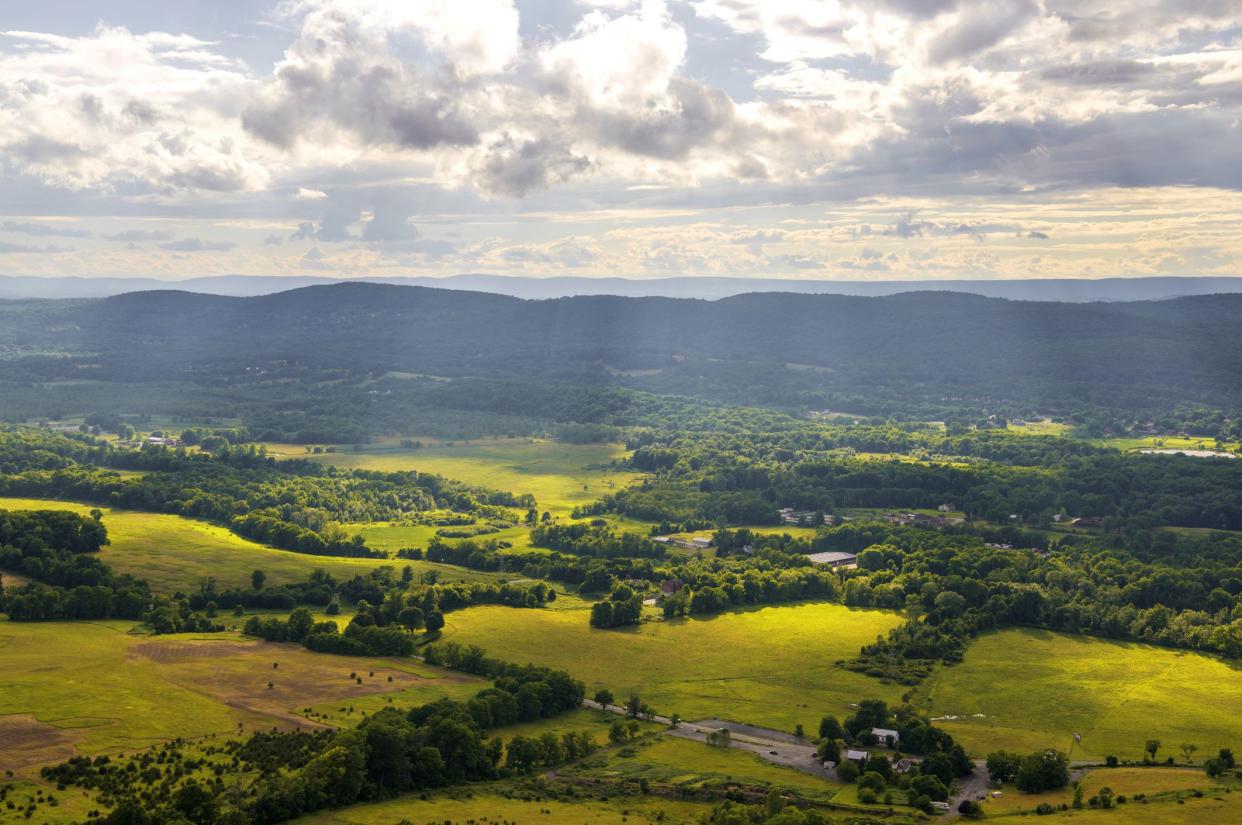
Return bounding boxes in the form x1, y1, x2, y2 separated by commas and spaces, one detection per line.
2, 0, 1241, 281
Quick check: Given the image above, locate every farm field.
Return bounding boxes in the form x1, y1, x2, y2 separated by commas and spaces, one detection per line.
294, 790, 714, 825
1087, 434, 1240, 454
0, 619, 481, 775
0, 497, 498, 592
267, 436, 642, 518
924, 628, 1242, 760
981, 766, 1241, 817
438, 600, 906, 733
568, 735, 843, 802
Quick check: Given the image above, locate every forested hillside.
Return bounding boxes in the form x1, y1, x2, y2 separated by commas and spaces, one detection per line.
3, 285, 1242, 426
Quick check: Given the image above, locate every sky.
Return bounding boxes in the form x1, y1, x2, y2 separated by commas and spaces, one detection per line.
1, 0, 1241, 282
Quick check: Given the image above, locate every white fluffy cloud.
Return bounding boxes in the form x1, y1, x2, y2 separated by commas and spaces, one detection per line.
2, 0, 1242, 279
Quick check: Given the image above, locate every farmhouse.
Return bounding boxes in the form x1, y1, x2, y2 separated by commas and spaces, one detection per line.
689, 536, 714, 549
805, 550, 857, 569
871, 727, 900, 747
844, 749, 869, 764
893, 758, 914, 774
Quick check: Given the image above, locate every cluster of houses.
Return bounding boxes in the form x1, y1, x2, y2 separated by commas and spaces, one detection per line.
777, 507, 831, 526
882, 511, 950, 528
652, 535, 714, 550
117, 435, 180, 448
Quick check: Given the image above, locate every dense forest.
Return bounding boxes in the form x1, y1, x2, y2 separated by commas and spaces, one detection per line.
4, 285, 1242, 431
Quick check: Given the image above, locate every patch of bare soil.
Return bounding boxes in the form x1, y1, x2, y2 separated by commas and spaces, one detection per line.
0, 714, 77, 773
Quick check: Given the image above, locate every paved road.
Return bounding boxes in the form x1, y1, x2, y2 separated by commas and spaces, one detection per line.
582, 700, 836, 781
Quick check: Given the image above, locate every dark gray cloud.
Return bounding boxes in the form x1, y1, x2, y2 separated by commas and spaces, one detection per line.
242, 14, 479, 153
476, 136, 593, 197
5, 135, 86, 164
590, 78, 735, 160
926, 0, 1040, 65
1, 220, 90, 238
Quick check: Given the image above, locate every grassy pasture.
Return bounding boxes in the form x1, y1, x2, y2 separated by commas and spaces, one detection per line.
925, 628, 1242, 760
294, 791, 712, 825
439, 600, 906, 733
0, 497, 498, 592
266, 436, 642, 518
981, 766, 1240, 817
570, 735, 841, 802
0, 619, 481, 775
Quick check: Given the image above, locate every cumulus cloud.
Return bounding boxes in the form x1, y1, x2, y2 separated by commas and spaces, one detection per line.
2, 0, 1242, 279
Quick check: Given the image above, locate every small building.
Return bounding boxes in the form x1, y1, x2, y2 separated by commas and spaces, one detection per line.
689, 536, 713, 549
871, 727, 900, 747
659, 579, 684, 595
1072, 516, 1104, 528
931, 801, 951, 811
937, 503, 954, 512
653, 536, 671, 544
844, 749, 869, 764
893, 758, 914, 775
805, 550, 857, 569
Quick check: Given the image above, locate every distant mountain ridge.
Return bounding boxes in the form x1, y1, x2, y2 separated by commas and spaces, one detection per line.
2, 273, 1242, 302
3, 283, 1241, 421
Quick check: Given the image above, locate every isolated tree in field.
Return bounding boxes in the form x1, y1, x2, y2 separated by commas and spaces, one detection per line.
794, 723, 804, 738
1219, 748, 1236, 768
593, 689, 614, 707
424, 610, 445, 633
1145, 740, 1161, 762
251, 570, 266, 590
1180, 743, 1198, 763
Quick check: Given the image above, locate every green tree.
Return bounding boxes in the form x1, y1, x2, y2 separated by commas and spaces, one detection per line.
251, 569, 266, 590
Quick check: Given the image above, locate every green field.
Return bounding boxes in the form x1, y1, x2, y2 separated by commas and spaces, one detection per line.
0, 497, 500, 592
570, 735, 842, 802
295, 790, 713, 825
0, 619, 481, 775
925, 628, 1242, 760
1088, 434, 1240, 454
439, 600, 906, 733
268, 436, 642, 518
978, 765, 1242, 820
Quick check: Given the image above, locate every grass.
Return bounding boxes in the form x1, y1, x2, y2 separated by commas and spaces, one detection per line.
266, 436, 642, 518
981, 766, 1241, 819
570, 735, 841, 802
439, 600, 906, 733
293, 789, 713, 825
924, 628, 1242, 761
0, 497, 500, 592
0, 618, 482, 775
1087, 434, 1240, 454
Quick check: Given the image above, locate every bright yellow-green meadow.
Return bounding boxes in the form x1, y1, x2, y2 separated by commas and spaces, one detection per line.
925, 628, 1242, 760
439, 600, 906, 732
0, 497, 498, 592
572, 735, 841, 802
268, 436, 642, 517
0, 618, 481, 774
294, 791, 714, 825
